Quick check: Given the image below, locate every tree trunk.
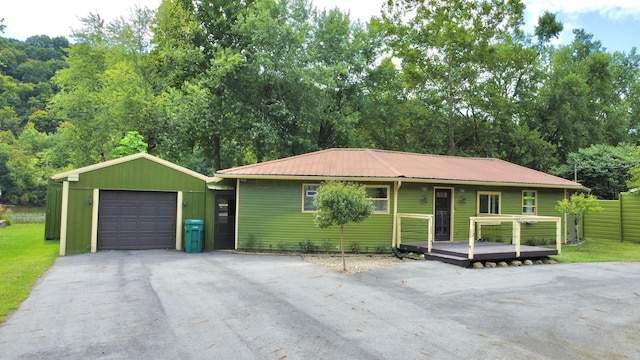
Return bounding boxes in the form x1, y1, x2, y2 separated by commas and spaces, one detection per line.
340, 225, 346, 272
213, 134, 221, 172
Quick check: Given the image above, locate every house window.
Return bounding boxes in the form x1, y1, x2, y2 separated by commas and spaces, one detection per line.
478, 192, 500, 215
302, 184, 320, 212
365, 186, 389, 214
522, 190, 537, 215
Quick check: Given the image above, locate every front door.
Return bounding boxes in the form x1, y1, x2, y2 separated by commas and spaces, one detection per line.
434, 189, 452, 241
214, 195, 236, 249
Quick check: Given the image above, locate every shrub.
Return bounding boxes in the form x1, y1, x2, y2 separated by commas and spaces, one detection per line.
299, 240, 315, 253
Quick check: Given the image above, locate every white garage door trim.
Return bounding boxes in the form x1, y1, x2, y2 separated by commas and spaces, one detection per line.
90, 190, 183, 252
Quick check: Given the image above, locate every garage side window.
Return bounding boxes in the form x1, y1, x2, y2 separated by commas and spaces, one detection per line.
302, 184, 320, 212
365, 186, 389, 214
478, 192, 500, 215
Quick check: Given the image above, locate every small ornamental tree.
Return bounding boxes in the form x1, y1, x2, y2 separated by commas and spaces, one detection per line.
113, 131, 148, 158
314, 181, 374, 272
556, 193, 602, 244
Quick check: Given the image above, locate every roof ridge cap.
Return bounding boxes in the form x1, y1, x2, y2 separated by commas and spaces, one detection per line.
365, 149, 404, 177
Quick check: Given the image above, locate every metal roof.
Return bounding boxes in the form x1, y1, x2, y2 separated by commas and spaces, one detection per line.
217, 148, 585, 189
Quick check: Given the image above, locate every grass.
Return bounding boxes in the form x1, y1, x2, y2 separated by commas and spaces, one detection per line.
0, 223, 58, 324
551, 238, 640, 263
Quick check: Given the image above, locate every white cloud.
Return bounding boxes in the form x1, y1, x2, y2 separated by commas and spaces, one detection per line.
524, 0, 640, 21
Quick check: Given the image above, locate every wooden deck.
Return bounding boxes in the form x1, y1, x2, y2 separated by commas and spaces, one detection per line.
399, 241, 558, 267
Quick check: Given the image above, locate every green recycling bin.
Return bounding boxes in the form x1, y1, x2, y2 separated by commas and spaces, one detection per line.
184, 219, 204, 253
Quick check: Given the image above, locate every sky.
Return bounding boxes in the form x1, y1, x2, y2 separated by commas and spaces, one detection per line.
2, 0, 640, 53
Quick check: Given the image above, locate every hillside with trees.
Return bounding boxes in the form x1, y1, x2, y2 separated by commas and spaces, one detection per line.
1, 0, 640, 205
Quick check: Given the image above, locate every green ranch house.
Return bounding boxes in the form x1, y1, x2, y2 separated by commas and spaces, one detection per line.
46, 149, 585, 265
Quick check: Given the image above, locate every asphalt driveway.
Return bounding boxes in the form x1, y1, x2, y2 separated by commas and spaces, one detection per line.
1, 251, 639, 359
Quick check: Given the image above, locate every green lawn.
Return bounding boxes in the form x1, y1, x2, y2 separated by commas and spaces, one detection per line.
552, 238, 640, 263
0, 223, 58, 323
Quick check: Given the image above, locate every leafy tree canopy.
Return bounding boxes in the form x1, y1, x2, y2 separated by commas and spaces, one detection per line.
552, 144, 640, 199
314, 181, 374, 271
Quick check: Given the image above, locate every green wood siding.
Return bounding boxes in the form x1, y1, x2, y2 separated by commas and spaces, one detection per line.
236, 180, 567, 252
237, 180, 394, 252
584, 200, 621, 242
451, 186, 564, 244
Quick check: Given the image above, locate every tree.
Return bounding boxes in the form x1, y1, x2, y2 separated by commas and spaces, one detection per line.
314, 181, 374, 272
383, 0, 528, 155
113, 131, 148, 158
552, 144, 640, 199
556, 193, 602, 244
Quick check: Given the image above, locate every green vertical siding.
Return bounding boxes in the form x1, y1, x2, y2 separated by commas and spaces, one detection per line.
64, 188, 94, 255
621, 193, 640, 243
584, 200, 621, 242
44, 180, 62, 240
59, 157, 212, 255
237, 180, 394, 252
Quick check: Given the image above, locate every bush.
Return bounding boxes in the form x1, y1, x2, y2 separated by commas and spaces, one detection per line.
0, 205, 12, 226
299, 240, 315, 253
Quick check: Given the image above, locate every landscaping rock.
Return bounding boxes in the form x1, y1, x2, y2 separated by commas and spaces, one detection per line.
472, 262, 484, 269
524, 259, 534, 265
547, 259, 557, 264
498, 261, 509, 267
535, 259, 544, 265
485, 262, 497, 268
510, 260, 522, 266
0, 220, 6, 228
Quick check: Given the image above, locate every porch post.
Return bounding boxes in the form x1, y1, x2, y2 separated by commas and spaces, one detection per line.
513, 219, 521, 257
556, 218, 562, 255
468, 217, 475, 260
427, 215, 433, 253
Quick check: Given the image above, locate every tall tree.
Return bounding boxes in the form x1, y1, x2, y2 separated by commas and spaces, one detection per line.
383, 0, 527, 155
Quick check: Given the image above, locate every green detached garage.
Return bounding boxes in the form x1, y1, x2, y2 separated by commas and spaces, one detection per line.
45, 153, 235, 256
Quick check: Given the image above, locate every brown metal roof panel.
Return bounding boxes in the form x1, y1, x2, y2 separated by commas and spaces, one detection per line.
217, 148, 583, 188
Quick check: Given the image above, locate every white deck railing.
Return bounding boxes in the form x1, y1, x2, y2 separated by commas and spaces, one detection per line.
468, 215, 562, 260
396, 213, 434, 252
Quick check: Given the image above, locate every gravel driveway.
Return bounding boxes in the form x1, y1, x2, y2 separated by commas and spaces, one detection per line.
1, 251, 639, 359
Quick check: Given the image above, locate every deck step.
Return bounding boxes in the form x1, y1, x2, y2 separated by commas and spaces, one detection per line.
424, 252, 470, 267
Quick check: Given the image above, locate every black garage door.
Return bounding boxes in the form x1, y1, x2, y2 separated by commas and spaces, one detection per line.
98, 190, 177, 250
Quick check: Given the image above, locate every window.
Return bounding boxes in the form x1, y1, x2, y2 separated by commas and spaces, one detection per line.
522, 190, 537, 215
302, 184, 320, 212
365, 186, 389, 214
478, 192, 500, 215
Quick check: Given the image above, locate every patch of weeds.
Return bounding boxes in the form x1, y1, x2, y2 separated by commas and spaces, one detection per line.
276, 242, 287, 252
350, 242, 361, 254
376, 245, 389, 254
299, 240, 315, 253
242, 234, 262, 251
321, 239, 332, 253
